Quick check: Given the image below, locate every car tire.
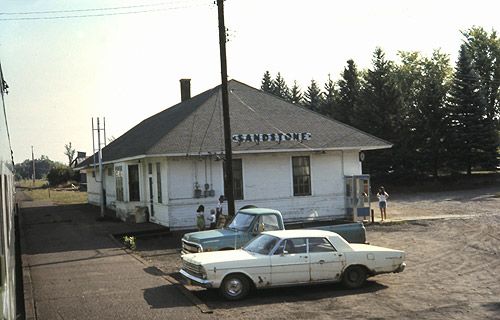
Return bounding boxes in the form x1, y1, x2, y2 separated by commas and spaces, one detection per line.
342, 266, 367, 289
220, 274, 250, 300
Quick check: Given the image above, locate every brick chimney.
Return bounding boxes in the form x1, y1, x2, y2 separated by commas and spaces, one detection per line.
180, 79, 191, 102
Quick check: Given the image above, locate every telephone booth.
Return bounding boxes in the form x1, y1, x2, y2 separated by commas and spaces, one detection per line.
345, 175, 371, 221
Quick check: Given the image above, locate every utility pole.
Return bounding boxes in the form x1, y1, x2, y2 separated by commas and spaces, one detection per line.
31, 146, 35, 186
217, 0, 235, 218
92, 117, 105, 218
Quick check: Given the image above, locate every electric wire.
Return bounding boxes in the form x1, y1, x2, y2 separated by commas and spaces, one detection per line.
0, 0, 192, 15
0, 0, 211, 21
198, 88, 221, 155
0, 61, 14, 165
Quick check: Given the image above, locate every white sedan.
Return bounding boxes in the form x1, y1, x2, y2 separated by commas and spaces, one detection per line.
180, 229, 406, 300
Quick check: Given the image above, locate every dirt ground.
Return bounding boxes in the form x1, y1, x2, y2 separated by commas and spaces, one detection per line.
135, 186, 500, 320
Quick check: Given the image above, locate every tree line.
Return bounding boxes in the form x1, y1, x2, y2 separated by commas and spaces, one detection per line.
15, 142, 80, 186
261, 26, 499, 180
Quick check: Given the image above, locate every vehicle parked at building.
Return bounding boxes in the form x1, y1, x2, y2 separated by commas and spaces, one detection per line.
180, 229, 406, 300
181, 208, 366, 254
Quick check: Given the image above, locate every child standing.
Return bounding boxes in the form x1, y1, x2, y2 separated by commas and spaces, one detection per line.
209, 209, 217, 229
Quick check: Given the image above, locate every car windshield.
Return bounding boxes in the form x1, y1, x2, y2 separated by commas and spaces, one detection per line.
227, 213, 255, 231
243, 234, 279, 255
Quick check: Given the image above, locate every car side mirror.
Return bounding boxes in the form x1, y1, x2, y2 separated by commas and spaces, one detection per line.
281, 250, 288, 256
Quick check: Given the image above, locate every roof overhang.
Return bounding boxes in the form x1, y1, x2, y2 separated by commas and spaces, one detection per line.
77, 144, 392, 166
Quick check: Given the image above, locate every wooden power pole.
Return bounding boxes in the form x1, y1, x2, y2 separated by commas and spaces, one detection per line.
217, 0, 235, 218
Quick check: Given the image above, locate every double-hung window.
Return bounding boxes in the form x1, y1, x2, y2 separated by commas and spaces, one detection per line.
292, 156, 311, 196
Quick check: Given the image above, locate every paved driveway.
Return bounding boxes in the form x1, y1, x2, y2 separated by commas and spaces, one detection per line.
20, 202, 214, 320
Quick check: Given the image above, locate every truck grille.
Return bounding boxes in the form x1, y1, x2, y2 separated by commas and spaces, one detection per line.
182, 260, 204, 278
182, 239, 202, 254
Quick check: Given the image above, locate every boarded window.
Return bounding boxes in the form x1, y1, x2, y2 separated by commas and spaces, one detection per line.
292, 156, 311, 196
115, 166, 123, 201
128, 165, 140, 201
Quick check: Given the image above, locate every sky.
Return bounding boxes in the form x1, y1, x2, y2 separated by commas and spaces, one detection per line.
1, 0, 499, 164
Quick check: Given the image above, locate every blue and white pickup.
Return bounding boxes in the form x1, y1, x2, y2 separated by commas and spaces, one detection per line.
181, 208, 366, 254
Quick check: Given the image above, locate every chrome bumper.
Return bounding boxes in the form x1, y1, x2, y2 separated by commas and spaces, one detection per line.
179, 269, 213, 288
394, 262, 406, 273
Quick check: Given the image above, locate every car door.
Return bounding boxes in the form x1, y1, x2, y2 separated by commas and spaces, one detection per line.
308, 237, 345, 281
270, 237, 309, 285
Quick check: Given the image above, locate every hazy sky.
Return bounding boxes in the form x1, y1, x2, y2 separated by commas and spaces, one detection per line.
1, 0, 499, 163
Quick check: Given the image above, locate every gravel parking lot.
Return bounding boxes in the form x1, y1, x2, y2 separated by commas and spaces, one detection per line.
135, 186, 500, 320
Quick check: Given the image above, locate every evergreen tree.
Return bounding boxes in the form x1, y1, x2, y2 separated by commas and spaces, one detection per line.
397, 50, 452, 177
272, 72, 290, 99
321, 74, 337, 117
446, 44, 489, 175
304, 79, 323, 112
462, 27, 500, 169
334, 59, 359, 125
261, 71, 273, 93
289, 81, 303, 105
353, 48, 403, 176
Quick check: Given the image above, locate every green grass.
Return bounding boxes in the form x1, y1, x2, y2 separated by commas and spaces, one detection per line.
24, 188, 87, 205
17, 179, 48, 188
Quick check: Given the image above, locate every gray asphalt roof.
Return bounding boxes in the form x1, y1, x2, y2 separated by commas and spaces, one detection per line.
77, 80, 391, 168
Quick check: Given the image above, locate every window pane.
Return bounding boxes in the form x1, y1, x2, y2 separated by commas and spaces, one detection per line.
292, 156, 311, 196
224, 159, 244, 200
115, 166, 123, 201
128, 165, 140, 201
308, 238, 336, 252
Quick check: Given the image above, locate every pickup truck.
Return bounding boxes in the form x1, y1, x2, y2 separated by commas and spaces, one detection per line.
181, 207, 366, 254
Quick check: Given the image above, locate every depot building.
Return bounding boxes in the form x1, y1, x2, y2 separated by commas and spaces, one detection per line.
76, 79, 391, 229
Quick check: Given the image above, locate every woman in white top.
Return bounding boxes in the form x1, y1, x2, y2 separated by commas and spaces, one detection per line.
377, 186, 389, 221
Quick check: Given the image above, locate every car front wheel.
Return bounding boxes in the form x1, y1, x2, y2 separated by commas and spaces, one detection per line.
342, 266, 367, 289
220, 274, 250, 300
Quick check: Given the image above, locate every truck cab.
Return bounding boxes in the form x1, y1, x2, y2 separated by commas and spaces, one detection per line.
182, 208, 283, 254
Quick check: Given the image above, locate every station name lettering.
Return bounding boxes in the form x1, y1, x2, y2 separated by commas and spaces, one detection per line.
232, 132, 312, 143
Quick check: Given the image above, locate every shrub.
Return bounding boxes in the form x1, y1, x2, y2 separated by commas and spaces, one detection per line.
47, 166, 80, 187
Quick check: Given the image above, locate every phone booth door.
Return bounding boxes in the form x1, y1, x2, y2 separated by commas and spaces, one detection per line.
345, 175, 370, 221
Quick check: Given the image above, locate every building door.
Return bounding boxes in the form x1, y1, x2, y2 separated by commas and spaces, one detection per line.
345, 175, 370, 221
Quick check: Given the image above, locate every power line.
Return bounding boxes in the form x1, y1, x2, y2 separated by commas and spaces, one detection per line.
0, 0, 211, 21
0, 1, 189, 15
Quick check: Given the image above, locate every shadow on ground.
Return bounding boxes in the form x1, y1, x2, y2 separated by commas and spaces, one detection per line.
20, 203, 168, 255
192, 280, 388, 309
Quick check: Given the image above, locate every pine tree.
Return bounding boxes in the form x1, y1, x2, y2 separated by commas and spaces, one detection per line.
334, 59, 359, 125
446, 44, 489, 175
272, 72, 290, 99
397, 50, 452, 177
462, 27, 500, 170
289, 81, 303, 105
261, 71, 273, 93
353, 48, 403, 176
321, 74, 337, 117
304, 79, 323, 112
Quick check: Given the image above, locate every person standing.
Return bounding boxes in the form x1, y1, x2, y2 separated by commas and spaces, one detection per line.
377, 187, 389, 221
209, 209, 217, 229
196, 205, 205, 231
216, 195, 226, 228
